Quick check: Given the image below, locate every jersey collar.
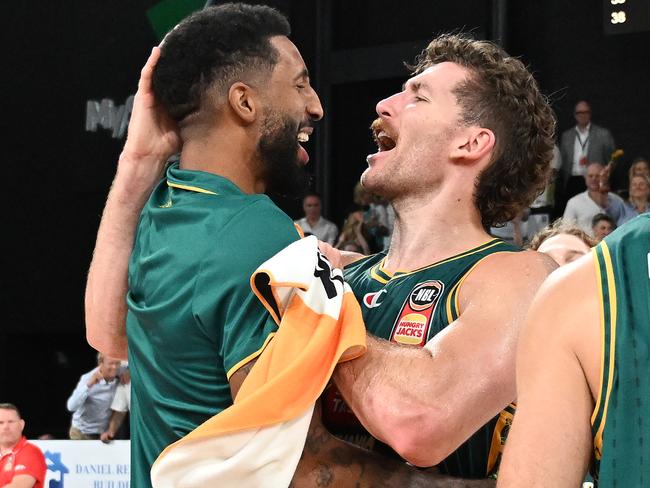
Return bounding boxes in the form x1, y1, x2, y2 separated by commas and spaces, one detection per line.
370, 238, 505, 283
166, 162, 246, 196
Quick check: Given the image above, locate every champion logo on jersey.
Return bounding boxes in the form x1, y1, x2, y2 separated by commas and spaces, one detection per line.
363, 289, 387, 308
390, 280, 444, 347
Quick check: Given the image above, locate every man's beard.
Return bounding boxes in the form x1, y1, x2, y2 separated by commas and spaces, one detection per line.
257, 113, 311, 197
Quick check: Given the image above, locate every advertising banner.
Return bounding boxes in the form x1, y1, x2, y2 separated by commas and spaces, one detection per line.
31, 440, 130, 488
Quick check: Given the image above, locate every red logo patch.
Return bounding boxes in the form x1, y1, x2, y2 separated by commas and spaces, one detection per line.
390, 280, 444, 347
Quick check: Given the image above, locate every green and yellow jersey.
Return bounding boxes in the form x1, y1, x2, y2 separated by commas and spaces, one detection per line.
591, 214, 650, 487
322, 238, 519, 478
126, 162, 299, 488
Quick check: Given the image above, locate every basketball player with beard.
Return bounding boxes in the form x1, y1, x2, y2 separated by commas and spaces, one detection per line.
86, 4, 494, 488
85, 6, 323, 487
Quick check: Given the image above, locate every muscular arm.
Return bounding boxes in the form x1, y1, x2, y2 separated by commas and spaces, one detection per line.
230, 360, 495, 487
85, 47, 180, 359
333, 251, 556, 467
498, 256, 600, 487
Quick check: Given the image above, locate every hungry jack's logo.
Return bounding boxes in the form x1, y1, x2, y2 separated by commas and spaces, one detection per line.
390, 280, 444, 346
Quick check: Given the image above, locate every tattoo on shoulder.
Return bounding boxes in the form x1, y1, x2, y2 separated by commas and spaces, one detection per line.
305, 423, 331, 455
316, 464, 334, 487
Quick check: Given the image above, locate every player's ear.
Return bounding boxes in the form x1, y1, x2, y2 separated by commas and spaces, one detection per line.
450, 127, 495, 164
228, 82, 258, 124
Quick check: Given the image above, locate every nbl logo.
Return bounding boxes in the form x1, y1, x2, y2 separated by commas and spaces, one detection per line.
408, 281, 443, 311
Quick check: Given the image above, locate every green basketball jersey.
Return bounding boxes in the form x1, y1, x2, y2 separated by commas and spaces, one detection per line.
591, 214, 650, 487
322, 238, 519, 478
126, 163, 299, 488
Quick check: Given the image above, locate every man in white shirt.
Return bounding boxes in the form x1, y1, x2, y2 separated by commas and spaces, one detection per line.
66, 354, 121, 439
294, 192, 338, 244
563, 161, 629, 234
559, 100, 615, 205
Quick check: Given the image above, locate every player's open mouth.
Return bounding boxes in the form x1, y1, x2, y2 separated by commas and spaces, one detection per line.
297, 126, 313, 143
371, 119, 397, 153
374, 130, 396, 151
297, 126, 313, 164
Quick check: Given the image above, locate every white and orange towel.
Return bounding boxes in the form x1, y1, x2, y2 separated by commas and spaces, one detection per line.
151, 236, 366, 487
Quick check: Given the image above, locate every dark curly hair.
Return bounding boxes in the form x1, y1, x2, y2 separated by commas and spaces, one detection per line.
411, 34, 556, 229
152, 3, 290, 122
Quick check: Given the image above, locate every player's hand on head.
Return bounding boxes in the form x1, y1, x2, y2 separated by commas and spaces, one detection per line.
122, 46, 181, 165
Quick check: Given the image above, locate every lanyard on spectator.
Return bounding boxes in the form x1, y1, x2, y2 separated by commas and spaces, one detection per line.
575, 129, 589, 153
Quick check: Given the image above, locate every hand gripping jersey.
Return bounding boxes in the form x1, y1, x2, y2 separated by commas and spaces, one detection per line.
322, 238, 519, 478
590, 214, 650, 487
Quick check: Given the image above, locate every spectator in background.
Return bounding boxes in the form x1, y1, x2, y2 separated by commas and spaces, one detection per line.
0, 403, 46, 488
492, 145, 563, 245
100, 380, 131, 443
347, 182, 389, 252
294, 192, 338, 245
559, 100, 615, 205
66, 353, 121, 440
335, 210, 370, 255
529, 218, 596, 266
622, 174, 650, 222
591, 213, 616, 241
563, 161, 628, 234
490, 209, 533, 247
629, 157, 650, 180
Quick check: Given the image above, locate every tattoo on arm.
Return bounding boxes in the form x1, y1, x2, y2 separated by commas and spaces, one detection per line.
290, 402, 489, 488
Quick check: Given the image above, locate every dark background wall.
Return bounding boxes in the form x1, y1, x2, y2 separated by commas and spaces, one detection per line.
2, 0, 648, 437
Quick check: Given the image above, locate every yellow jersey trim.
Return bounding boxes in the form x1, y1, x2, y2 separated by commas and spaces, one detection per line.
167, 181, 218, 195
444, 251, 512, 324
592, 242, 617, 457
226, 332, 276, 381
591, 248, 606, 427
370, 238, 504, 285
370, 263, 390, 284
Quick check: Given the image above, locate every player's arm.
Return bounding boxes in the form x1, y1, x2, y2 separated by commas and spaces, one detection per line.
333, 251, 556, 467
497, 256, 599, 487
3, 475, 38, 488
230, 361, 495, 487
85, 47, 180, 359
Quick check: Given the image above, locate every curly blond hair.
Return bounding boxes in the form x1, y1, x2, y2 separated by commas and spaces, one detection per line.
411, 34, 556, 228
528, 218, 597, 251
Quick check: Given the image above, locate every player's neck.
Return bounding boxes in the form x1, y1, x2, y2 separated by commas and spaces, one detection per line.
179, 128, 265, 194
383, 190, 490, 272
